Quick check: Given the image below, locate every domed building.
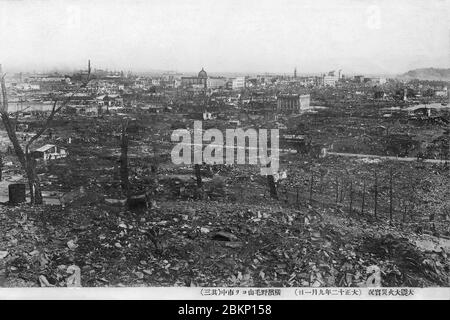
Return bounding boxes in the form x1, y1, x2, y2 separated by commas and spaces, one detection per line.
181, 68, 208, 88
198, 68, 207, 79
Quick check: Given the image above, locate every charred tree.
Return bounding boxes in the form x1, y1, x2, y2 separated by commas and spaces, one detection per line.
194, 164, 202, 188
266, 174, 278, 199
0, 62, 91, 205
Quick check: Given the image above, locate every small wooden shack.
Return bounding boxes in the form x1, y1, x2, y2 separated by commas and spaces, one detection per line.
32, 144, 67, 160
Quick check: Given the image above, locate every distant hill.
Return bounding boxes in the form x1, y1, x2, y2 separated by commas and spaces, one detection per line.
399, 68, 450, 81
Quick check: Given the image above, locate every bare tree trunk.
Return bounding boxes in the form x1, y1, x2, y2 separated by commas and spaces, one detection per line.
0, 62, 91, 206
194, 164, 202, 188
0, 111, 43, 204
267, 174, 278, 199
194, 163, 204, 200
26, 153, 43, 204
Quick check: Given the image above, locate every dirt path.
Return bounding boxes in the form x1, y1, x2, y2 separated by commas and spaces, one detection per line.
327, 151, 449, 164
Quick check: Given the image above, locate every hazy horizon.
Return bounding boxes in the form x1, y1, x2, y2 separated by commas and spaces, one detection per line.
0, 0, 449, 75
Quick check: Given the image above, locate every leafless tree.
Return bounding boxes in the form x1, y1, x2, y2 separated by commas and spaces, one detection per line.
0, 61, 91, 205
267, 173, 278, 200
194, 164, 202, 188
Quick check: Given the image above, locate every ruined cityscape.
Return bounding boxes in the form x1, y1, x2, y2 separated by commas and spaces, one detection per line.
0, 1, 449, 293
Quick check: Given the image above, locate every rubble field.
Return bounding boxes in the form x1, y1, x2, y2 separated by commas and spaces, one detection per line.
0, 78, 448, 288
0, 198, 448, 287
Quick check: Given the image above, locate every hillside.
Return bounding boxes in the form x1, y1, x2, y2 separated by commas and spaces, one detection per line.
400, 68, 450, 81
1, 201, 449, 287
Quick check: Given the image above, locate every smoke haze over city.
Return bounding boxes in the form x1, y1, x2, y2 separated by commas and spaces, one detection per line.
0, 0, 449, 74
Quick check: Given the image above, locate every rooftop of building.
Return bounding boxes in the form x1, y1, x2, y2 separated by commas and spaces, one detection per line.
198, 68, 207, 79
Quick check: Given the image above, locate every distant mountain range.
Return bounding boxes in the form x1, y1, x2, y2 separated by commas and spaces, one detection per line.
399, 68, 450, 81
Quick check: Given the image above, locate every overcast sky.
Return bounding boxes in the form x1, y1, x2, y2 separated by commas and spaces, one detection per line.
0, 0, 449, 74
